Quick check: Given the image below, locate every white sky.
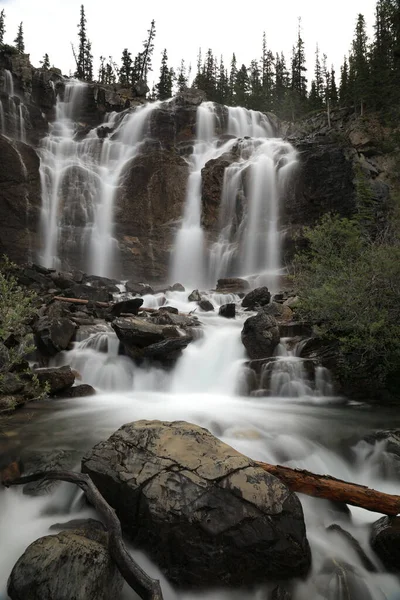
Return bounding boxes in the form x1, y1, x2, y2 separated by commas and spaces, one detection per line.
1, 0, 377, 87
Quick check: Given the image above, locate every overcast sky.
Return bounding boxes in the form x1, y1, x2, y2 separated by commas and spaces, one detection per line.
2, 0, 377, 87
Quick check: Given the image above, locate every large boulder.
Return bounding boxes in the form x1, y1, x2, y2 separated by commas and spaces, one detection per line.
112, 317, 191, 364
242, 286, 271, 309
33, 366, 75, 395
370, 516, 400, 572
216, 278, 250, 293
34, 317, 76, 357
241, 309, 280, 359
7, 521, 123, 600
219, 303, 236, 319
82, 420, 311, 588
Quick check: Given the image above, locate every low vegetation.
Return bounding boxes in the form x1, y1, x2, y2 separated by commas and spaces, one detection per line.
293, 214, 400, 400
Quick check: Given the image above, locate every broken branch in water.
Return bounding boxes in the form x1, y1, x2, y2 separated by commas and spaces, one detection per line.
255, 461, 400, 516
3, 470, 163, 600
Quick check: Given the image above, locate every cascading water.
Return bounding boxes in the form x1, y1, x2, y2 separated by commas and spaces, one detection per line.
171, 103, 235, 288
0, 69, 27, 141
171, 103, 297, 289
39, 81, 160, 276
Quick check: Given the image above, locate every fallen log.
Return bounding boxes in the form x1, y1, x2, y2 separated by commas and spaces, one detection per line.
255, 461, 400, 516
3, 470, 163, 600
53, 296, 110, 308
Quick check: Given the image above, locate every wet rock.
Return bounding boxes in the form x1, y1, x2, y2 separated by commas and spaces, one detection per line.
0, 395, 25, 413
159, 306, 179, 314
370, 516, 400, 572
125, 281, 154, 295
21, 448, 77, 496
260, 302, 293, 322
34, 317, 76, 356
326, 524, 376, 572
108, 298, 143, 318
33, 366, 75, 395
316, 559, 374, 600
171, 282, 185, 292
219, 303, 236, 319
1, 460, 21, 484
242, 286, 271, 309
82, 420, 311, 588
7, 524, 123, 600
271, 586, 292, 600
216, 278, 250, 293
241, 311, 280, 359
112, 317, 165, 349
152, 311, 199, 330
363, 429, 400, 458
58, 384, 96, 398
188, 289, 202, 302
198, 299, 214, 312
63, 284, 112, 303
139, 337, 191, 364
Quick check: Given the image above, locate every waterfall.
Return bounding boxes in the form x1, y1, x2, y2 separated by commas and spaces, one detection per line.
1, 69, 27, 141
171, 103, 297, 289
171, 102, 235, 288
39, 81, 160, 276
3, 69, 14, 96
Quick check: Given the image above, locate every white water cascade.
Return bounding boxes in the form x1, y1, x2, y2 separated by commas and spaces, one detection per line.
171, 104, 297, 289
171, 103, 235, 288
39, 81, 160, 276
0, 69, 27, 141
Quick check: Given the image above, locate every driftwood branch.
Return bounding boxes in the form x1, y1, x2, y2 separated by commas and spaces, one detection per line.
255, 461, 400, 516
3, 470, 163, 600
53, 296, 110, 307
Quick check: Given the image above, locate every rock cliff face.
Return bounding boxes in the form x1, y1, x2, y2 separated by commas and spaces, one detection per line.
0, 51, 396, 281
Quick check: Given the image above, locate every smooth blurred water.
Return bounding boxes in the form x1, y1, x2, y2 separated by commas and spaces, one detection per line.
1, 291, 399, 599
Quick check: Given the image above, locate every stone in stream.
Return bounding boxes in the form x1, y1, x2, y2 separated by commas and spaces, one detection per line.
7, 520, 123, 600
107, 297, 143, 318
82, 420, 311, 588
315, 559, 375, 600
198, 299, 214, 312
33, 365, 75, 395
188, 289, 202, 302
241, 309, 280, 359
241, 286, 271, 309
219, 303, 236, 318
34, 317, 76, 356
370, 515, 400, 572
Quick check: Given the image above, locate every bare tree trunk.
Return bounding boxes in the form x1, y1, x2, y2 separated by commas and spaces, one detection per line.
255, 461, 400, 515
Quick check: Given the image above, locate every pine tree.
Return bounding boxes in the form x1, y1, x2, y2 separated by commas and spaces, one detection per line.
339, 55, 351, 106
314, 45, 324, 105
139, 19, 156, 84
98, 56, 106, 84
40, 53, 50, 70
76, 5, 87, 79
228, 53, 238, 105
216, 57, 229, 105
248, 58, 263, 110
290, 18, 308, 118
119, 49, 132, 86
203, 49, 217, 100
350, 13, 370, 114
156, 49, 173, 100
85, 39, 93, 81
330, 66, 338, 107
274, 52, 290, 116
260, 33, 275, 111
176, 59, 188, 92
370, 0, 394, 108
234, 64, 250, 107
323, 54, 332, 126
0, 9, 5, 46
14, 22, 24, 53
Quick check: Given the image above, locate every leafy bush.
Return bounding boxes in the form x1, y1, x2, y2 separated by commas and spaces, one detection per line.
293, 214, 400, 400
0, 256, 47, 402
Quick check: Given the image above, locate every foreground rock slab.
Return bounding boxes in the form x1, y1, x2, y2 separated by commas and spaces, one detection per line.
82, 420, 311, 588
7, 521, 123, 600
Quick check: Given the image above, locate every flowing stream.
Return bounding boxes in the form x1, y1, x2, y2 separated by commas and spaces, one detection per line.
1, 292, 400, 599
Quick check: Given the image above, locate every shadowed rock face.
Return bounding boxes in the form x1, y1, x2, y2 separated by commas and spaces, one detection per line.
82, 420, 311, 588
0, 136, 41, 264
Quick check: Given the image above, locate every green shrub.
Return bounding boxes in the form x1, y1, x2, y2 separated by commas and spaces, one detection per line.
293, 214, 400, 400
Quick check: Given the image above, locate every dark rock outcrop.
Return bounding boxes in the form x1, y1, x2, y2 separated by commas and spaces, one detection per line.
7, 521, 123, 600
33, 366, 75, 395
219, 303, 236, 318
188, 289, 202, 302
108, 298, 143, 318
242, 286, 271, 309
370, 516, 400, 572
241, 309, 280, 359
216, 278, 250, 293
34, 317, 76, 357
82, 420, 311, 588
198, 299, 214, 312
